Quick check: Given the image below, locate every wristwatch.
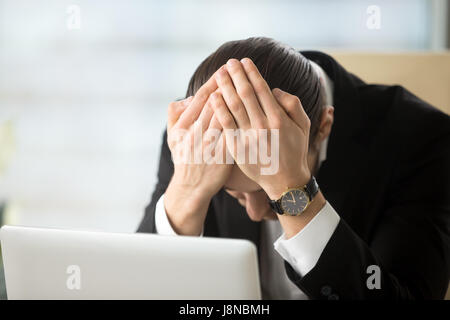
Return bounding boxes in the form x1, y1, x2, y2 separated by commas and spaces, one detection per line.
268, 176, 319, 216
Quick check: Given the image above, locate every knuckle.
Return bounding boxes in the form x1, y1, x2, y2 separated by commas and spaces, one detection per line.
270, 114, 282, 129
253, 79, 267, 93
253, 119, 266, 129
229, 98, 243, 112
223, 117, 234, 128
213, 101, 223, 111
168, 101, 177, 113
287, 95, 300, 107
211, 92, 220, 100
210, 92, 221, 104
237, 84, 253, 99
195, 91, 209, 103
217, 71, 230, 84
283, 103, 294, 113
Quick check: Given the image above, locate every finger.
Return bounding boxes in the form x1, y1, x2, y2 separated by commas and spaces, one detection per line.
240, 58, 280, 119
206, 114, 228, 164
215, 65, 250, 129
272, 88, 310, 130
225, 59, 266, 127
176, 73, 218, 129
210, 91, 237, 130
168, 96, 192, 130
208, 113, 222, 130
210, 93, 236, 163
197, 97, 214, 132
202, 89, 225, 131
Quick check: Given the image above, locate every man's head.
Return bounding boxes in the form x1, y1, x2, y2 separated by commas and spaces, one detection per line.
186, 37, 334, 221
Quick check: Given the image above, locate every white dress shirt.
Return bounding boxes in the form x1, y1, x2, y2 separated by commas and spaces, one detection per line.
154, 62, 340, 299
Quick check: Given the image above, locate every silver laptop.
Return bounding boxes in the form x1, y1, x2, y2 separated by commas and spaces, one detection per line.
0, 225, 261, 300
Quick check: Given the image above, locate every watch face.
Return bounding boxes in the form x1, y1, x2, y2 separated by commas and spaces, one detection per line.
280, 189, 309, 215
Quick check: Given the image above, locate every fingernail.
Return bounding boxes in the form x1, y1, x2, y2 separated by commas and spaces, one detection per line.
240, 57, 250, 65
216, 66, 226, 78
183, 96, 193, 106
227, 59, 238, 67
272, 88, 281, 96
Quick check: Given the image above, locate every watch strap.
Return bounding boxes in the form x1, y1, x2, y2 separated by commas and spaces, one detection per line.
268, 198, 283, 214
305, 175, 319, 201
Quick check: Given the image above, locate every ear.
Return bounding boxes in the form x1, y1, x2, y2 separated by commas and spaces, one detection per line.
315, 105, 334, 145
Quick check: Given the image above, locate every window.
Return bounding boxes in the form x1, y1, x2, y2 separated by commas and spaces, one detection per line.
0, 0, 447, 231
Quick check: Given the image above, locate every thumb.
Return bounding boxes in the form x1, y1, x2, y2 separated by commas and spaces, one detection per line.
168, 96, 193, 130
272, 88, 307, 128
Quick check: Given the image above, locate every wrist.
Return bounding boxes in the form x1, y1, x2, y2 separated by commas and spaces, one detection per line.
263, 169, 311, 200
277, 190, 326, 239
164, 179, 212, 235
171, 169, 219, 199
165, 179, 212, 217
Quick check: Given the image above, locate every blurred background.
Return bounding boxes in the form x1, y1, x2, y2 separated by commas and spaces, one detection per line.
0, 0, 449, 299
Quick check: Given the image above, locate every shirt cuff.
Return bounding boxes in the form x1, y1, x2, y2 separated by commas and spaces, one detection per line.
274, 201, 340, 277
155, 193, 204, 236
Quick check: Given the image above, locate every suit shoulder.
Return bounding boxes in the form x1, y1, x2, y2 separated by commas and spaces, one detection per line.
361, 84, 449, 139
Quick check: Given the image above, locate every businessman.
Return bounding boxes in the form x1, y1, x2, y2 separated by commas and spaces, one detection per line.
137, 38, 450, 300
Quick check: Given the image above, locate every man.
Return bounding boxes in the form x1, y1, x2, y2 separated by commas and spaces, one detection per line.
138, 38, 450, 300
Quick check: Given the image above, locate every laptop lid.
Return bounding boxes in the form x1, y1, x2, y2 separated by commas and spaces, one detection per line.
0, 225, 261, 300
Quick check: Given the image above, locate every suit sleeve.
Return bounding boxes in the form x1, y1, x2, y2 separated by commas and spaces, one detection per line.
136, 130, 173, 233
285, 113, 450, 300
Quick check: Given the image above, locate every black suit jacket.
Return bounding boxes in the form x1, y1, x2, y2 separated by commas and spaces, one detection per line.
137, 51, 450, 300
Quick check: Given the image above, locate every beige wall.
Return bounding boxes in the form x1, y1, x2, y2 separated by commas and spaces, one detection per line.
329, 52, 450, 299
329, 52, 450, 115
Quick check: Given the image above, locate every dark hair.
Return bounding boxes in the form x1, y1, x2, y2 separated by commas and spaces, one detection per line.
186, 37, 326, 143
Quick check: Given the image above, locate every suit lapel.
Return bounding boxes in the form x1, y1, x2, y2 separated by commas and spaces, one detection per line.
303, 52, 373, 230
